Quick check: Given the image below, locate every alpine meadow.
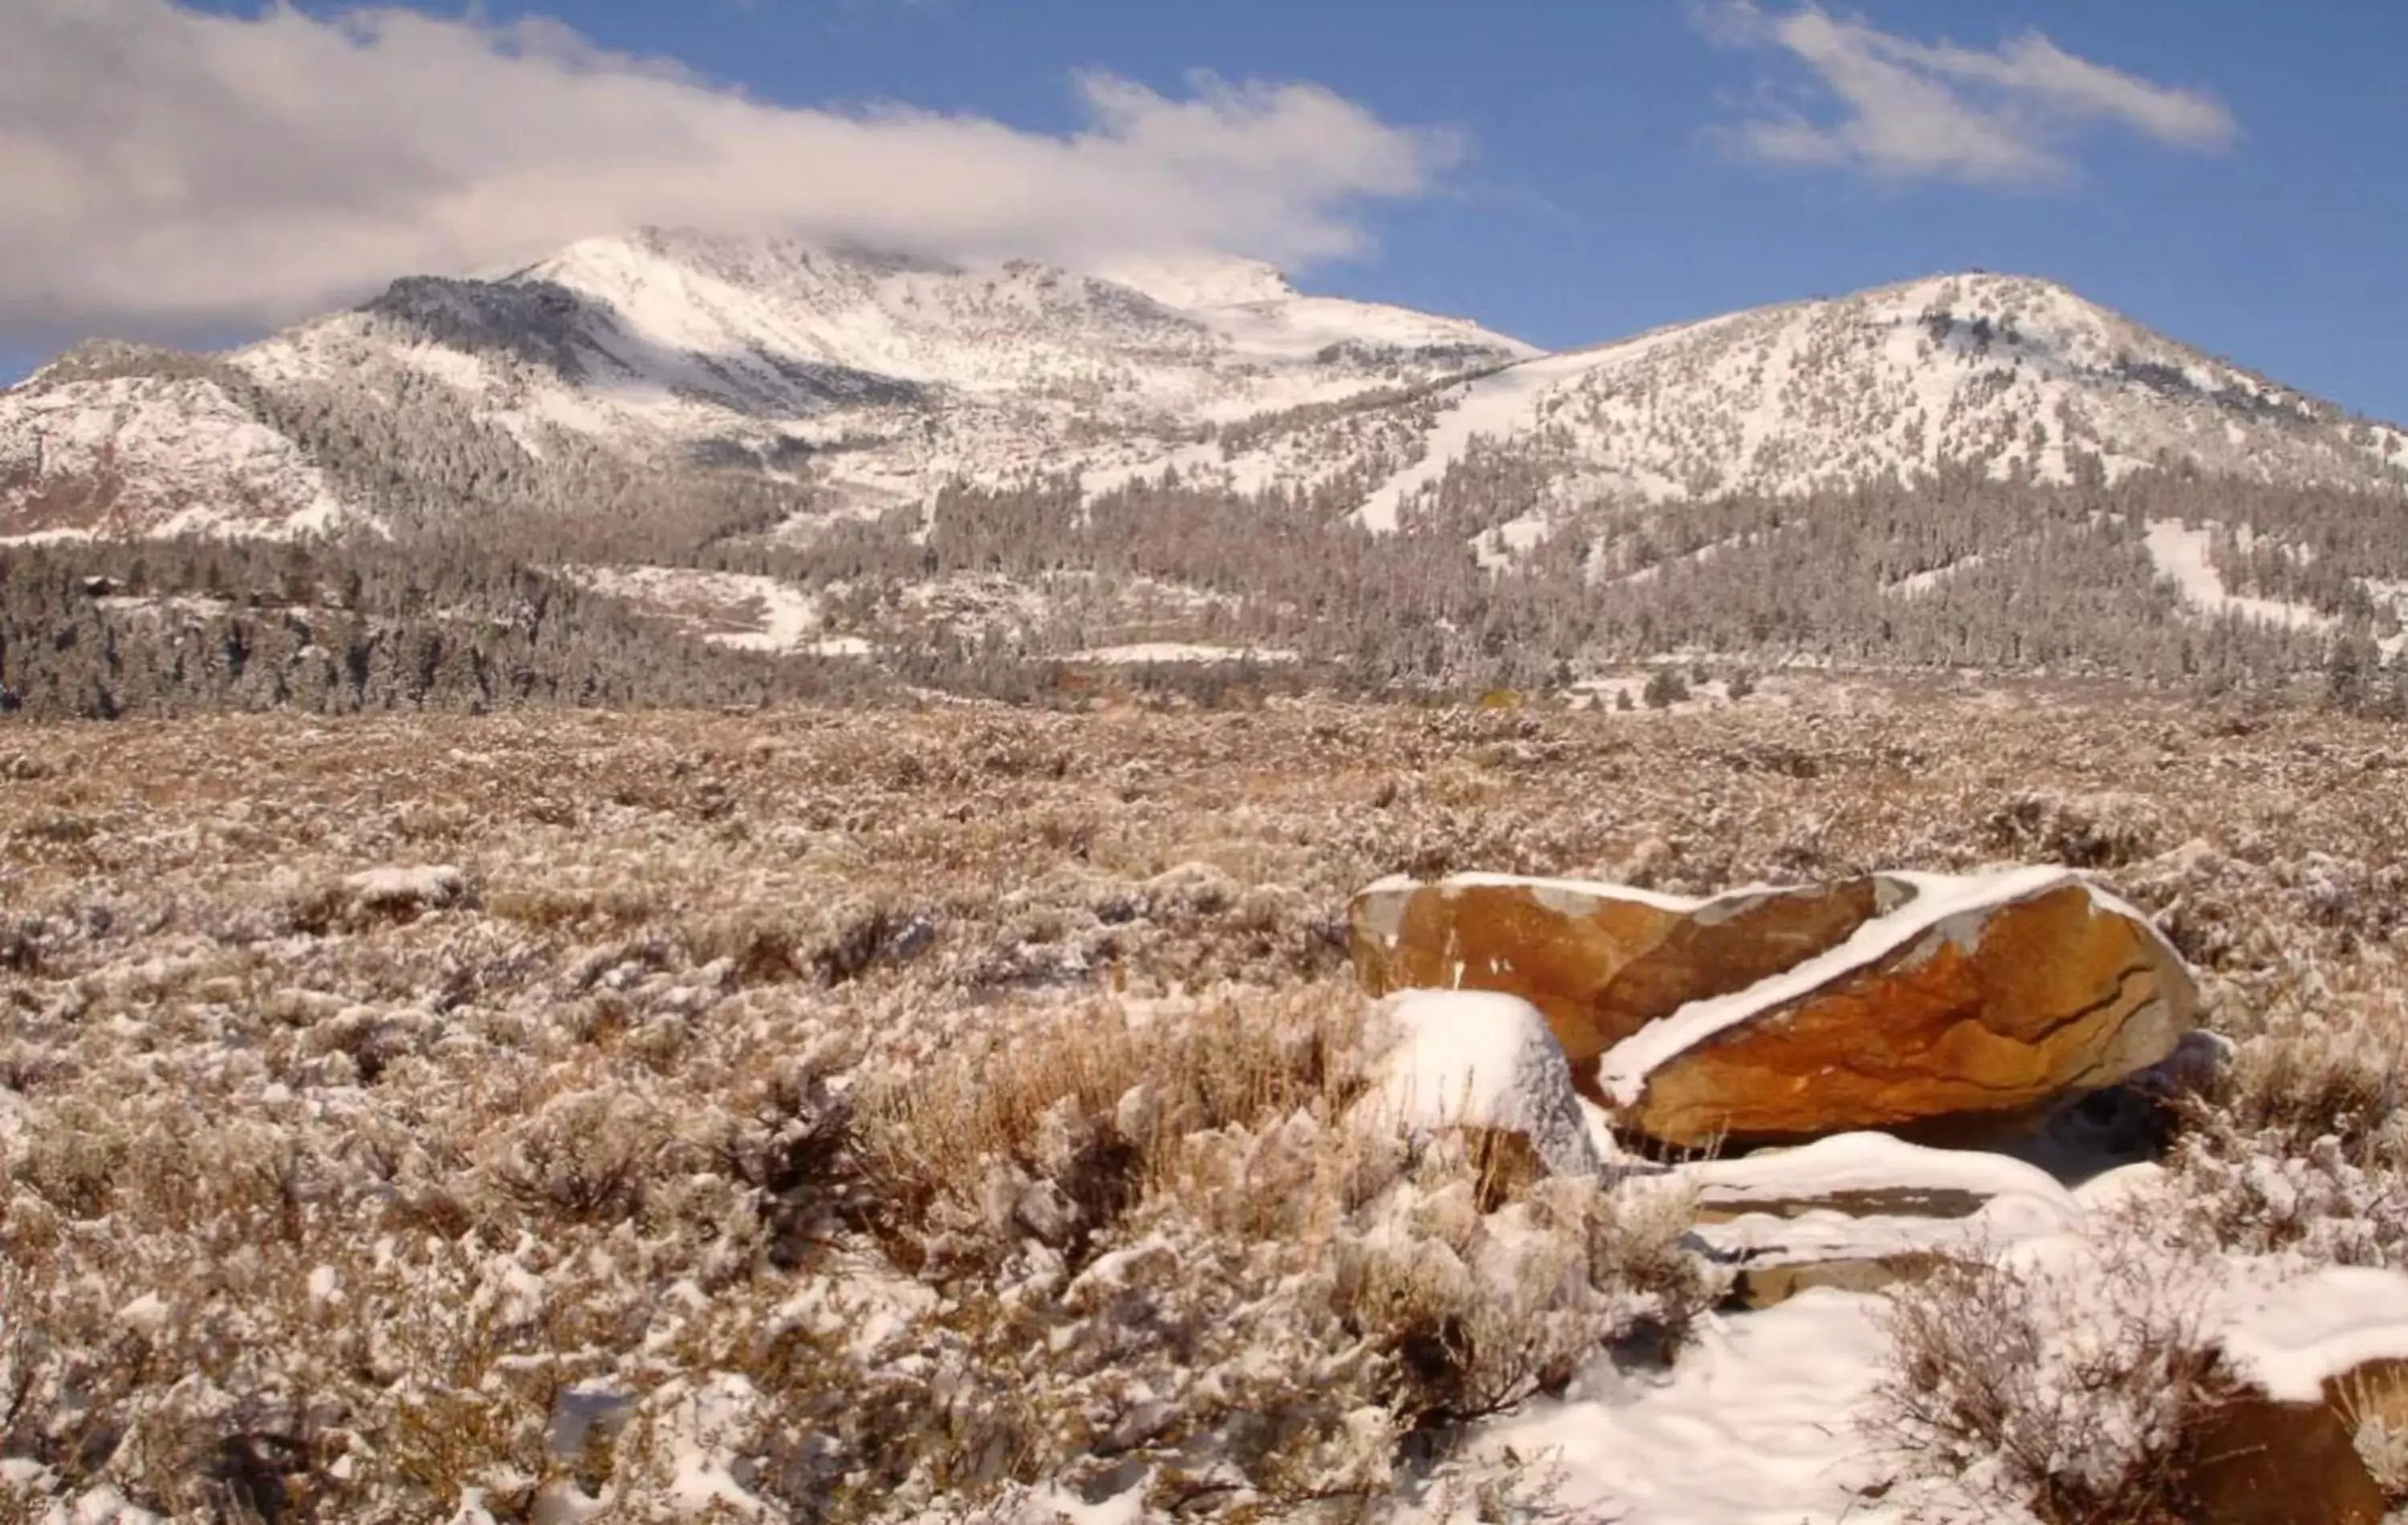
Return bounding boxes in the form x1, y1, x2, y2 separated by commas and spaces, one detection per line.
6, 4, 2408, 1523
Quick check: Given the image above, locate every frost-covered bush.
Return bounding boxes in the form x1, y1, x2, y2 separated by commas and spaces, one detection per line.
2158, 1127, 2408, 1268
1868, 1242, 2233, 1525
1984, 789, 2164, 870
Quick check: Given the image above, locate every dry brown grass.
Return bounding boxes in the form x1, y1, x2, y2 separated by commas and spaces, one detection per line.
853, 985, 1373, 1260
3, 683, 2407, 1518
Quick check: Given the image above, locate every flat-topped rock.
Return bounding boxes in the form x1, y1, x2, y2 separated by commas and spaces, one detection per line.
1601, 868, 2196, 1147
1679, 1133, 2085, 1310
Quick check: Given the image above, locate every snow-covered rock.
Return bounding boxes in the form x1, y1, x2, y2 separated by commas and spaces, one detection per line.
1357, 989, 1603, 1179
1595, 867, 2195, 1148
1683, 1132, 2086, 1307
337, 864, 474, 924
2216, 1267, 2408, 1405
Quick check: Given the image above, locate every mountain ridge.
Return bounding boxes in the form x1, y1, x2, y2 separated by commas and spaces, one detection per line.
2, 231, 2403, 547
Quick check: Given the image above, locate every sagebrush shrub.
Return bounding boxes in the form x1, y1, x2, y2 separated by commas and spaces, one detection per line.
1868, 1242, 2232, 1525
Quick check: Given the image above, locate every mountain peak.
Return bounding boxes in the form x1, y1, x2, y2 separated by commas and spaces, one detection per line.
1084, 254, 1298, 311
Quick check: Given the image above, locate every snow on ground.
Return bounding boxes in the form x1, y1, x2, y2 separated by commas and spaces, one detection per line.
93, 594, 235, 620
1471, 510, 1553, 571
1476, 1287, 1906, 1525
14, 697, 2408, 1523
2216, 1267, 2408, 1402
1565, 672, 1746, 711
1615, 538, 1734, 588
2366, 579, 2408, 662
1354, 349, 1610, 533
1885, 555, 1986, 597
560, 565, 862, 656
2142, 519, 2335, 633
342, 864, 470, 911
1361, 868, 1704, 921
1467, 1128, 2408, 1525
1068, 642, 1298, 665
563, 564, 1279, 661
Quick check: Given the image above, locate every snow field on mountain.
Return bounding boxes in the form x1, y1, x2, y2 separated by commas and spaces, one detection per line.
15, 236, 2402, 547
1354, 348, 1609, 532
2142, 518, 2337, 632
0, 374, 348, 540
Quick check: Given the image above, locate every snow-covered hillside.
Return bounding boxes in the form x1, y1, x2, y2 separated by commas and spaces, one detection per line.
2, 240, 2402, 543
0, 229, 1530, 538
1324, 273, 2408, 536
0, 344, 348, 538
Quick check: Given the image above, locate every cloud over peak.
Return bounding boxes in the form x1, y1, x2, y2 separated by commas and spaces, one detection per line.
0, 1, 1457, 340
1696, 2, 2238, 186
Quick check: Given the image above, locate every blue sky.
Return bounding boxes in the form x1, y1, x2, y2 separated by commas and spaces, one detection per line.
6, 1, 2405, 423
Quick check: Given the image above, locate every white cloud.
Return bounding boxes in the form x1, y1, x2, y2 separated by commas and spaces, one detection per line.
1695, 2, 2238, 185
0, 0, 1458, 340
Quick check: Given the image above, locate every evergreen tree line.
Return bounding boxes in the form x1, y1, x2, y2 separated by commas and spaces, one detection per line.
6, 458, 2405, 721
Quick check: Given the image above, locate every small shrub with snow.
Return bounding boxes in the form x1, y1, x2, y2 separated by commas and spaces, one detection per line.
1867, 1242, 2234, 1525
1984, 789, 2163, 870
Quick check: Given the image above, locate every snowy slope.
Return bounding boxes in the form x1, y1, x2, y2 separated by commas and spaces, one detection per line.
1321, 273, 2408, 533
0, 230, 1538, 537
4, 246, 2402, 543
0, 344, 347, 538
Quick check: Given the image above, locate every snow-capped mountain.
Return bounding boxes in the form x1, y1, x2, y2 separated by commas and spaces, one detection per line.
1198, 272, 2408, 538
2, 234, 2402, 543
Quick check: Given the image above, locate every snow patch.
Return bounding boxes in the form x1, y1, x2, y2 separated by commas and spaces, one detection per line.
1477, 1288, 1900, 1524
1358, 990, 1603, 1178
563, 565, 864, 655
1068, 642, 1298, 666
2216, 1267, 2408, 1403
1885, 555, 1985, 597
2143, 519, 2335, 633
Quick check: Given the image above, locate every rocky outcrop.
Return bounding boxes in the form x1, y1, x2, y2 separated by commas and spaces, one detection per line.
2182, 1388, 2388, 1525
2202, 1267, 2408, 1523
1352, 866, 2196, 1149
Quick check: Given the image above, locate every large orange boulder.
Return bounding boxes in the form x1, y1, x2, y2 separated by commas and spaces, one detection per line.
1350, 866, 2196, 1149
1350, 873, 1883, 1082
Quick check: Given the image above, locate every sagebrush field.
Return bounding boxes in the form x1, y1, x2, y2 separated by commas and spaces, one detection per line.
4, 681, 2406, 1523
